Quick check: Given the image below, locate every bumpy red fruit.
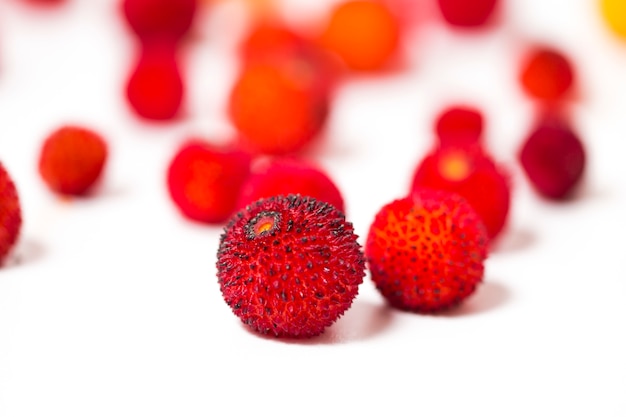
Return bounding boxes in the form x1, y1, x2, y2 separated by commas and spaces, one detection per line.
434, 105, 484, 150
410, 148, 510, 240
228, 63, 328, 155
436, 0, 498, 27
121, 0, 198, 43
0, 163, 22, 265
126, 42, 184, 121
518, 117, 585, 199
519, 47, 574, 101
236, 158, 345, 213
167, 141, 251, 224
217, 195, 365, 338
365, 189, 488, 312
38, 126, 108, 196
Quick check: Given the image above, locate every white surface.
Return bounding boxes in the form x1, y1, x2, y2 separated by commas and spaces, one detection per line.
1, 0, 625, 416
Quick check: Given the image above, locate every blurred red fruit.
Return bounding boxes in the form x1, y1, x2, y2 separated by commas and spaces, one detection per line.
436, 0, 498, 28
434, 105, 484, 150
0, 163, 22, 265
236, 157, 345, 212
167, 141, 252, 224
121, 0, 198, 43
228, 62, 328, 155
518, 117, 585, 200
125, 42, 184, 121
38, 125, 108, 196
519, 47, 575, 101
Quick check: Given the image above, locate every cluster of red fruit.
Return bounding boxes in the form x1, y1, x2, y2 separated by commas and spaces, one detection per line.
0, 0, 588, 339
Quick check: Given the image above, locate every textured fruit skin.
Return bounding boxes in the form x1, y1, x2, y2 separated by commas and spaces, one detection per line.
365, 189, 488, 312
217, 195, 365, 338
236, 158, 345, 213
121, 0, 198, 43
0, 163, 22, 265
435, 105, 484, 150
38, 126, 108, 196
436, 0, 497, 27
125, 42, 184, 121
519, 47, 574, 101
228, 63, 328, 155
410, 148, 510, 240
518, 118, 585, 200
319, 0, 401, 71
167, 141, 252, 224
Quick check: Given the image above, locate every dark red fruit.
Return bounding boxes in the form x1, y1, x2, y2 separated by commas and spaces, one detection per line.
434, 105, 484, 150
0, 163, 22, 265
436, 0, 498, 27
236, 158, 345, 213
410, 147, 510, 240
167, 141, 251, 224
38, 125, 108, 196
519, 47, 574, 101
217, 195, 365, 338
125, 41, 184, 121
121, 0, 198, 43
365, 188, 488, 312
518, 117, 585, 200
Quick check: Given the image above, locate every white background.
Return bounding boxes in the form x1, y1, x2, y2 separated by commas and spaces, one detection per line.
1, 0, 625, 415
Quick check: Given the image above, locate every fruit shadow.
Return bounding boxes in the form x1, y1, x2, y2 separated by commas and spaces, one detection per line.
1, 238, 46, 270
438, 280, 511, 318
243, 298, 395, 345
491, 226, 536, 254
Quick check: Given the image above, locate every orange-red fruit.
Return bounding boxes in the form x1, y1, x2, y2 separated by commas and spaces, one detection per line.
319, 0, 401, 72
518, 117, 585, 200
228, 63, 328, 155
365, 189, 488, 312
435, 105, 484, 150
217, 195, 365, 338
236, 158, 345, 212
167, 141, 252, 224
121, 0, 198, 43
126, 42, 184, 121
38, 126, 108, 196
436, 0, 498, 28
519, 47, 574, 101
410, 148, 510, 240
0, 163, 22, 265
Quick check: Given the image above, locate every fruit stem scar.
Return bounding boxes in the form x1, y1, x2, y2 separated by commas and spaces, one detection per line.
245, 211, 282, 239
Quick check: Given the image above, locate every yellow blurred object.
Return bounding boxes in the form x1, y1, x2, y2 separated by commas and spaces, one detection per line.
601, 0, 626, 39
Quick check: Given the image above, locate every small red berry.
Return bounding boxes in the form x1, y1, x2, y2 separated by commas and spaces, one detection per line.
38, 125, 108, 196
167, 141, 252, 224
434, 105, 484, 150
121, 0, 198, 43
518, 117, 586, 200
125, 41, 184, 121
365, 189, 488, 312
236, 157, 345, 212
410, 148, 510, 240
519, 47, 575, 101
436, 0, 498, 28
228, 62, 328, 155
0, 163, 22, 265
217, 195, 365, 338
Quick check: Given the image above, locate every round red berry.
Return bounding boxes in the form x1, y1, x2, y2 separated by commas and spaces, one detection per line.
125, 42, 184, 121
38, 125, 108, 196
519, 46, 575, 101
434, 105, 484, 150
518, 117, 585, 200
365, 189, 488, 312
167, 141, 252, 224
0, 163, 22, 265
121, 0, 198, 43
436, 0, 498, 28
217, 195, 365, 338
236, 157, 345, 213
